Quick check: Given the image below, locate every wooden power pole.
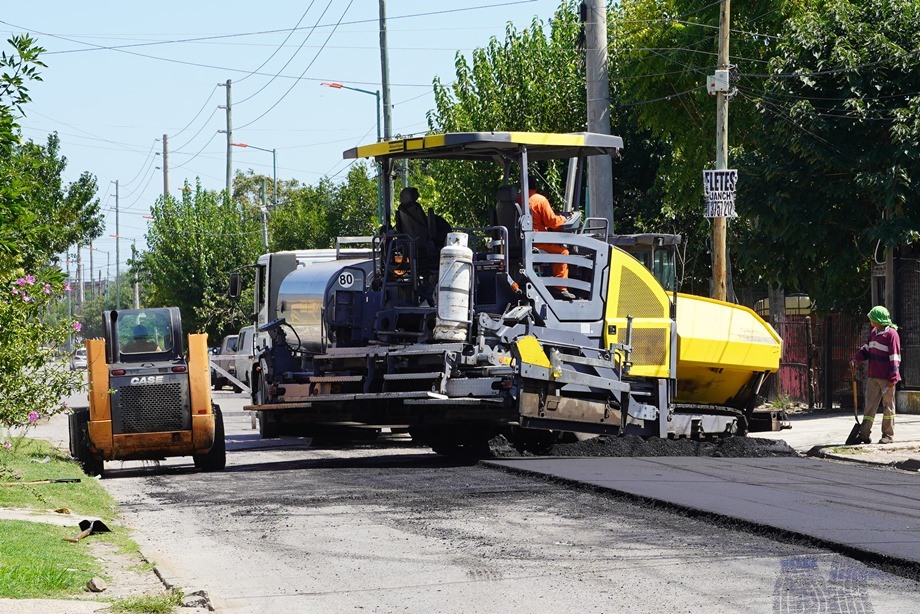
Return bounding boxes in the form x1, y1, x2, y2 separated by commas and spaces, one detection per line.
584, 0, 613, 229
712, 0, 731, 301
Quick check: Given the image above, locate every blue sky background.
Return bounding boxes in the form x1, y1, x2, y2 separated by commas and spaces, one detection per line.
3, 0, 560, 275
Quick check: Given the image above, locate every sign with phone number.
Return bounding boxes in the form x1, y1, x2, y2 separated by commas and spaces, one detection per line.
703, 169, 738, 218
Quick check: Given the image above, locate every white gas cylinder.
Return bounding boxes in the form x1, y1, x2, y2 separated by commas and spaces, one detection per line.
433, 232, 473, 341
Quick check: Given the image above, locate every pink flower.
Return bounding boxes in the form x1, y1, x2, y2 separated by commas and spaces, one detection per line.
65, 282, 71, 292
2, 441, 10, 450
43, 284, 51, 294
16, 277, 26, 286
22, 294, 32, 303
73, 321, 82, 332
24, 275, 35, 285
28, 411, 39, 424
11, 288, 18, 296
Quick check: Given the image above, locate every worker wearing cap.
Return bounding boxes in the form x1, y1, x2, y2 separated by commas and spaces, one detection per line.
850, 306, 901, 444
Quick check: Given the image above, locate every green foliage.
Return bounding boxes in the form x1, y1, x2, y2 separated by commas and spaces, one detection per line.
428, 4, 587, 225
268, 163, 378, 250
139, 181, 264, 339
733, 0, 920, 312
0, 272, 82, 432
0, 34, 47, 273
6, 134, 104, 269
0, 36, 98, 433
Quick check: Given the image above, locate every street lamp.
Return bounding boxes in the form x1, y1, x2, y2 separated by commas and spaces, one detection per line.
231, 142, 277, 208
231, 142, 276, 250
321, 81, 384, 224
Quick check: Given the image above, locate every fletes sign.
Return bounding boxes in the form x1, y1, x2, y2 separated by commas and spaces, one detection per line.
703, 169, 738, 218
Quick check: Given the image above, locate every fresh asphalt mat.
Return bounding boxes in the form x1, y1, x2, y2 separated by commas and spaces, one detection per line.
485, 456, 920, 566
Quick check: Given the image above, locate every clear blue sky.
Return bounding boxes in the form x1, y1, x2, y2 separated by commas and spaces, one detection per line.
3, 0, 560, 277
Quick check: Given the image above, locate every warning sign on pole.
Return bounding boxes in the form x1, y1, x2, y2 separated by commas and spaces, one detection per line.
703, 169, 738, 218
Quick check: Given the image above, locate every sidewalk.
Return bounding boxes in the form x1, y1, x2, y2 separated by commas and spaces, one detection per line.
6, 410, 210, 614
756, 407, 920, 471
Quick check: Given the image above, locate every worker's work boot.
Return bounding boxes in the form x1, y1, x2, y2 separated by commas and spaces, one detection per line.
879, 435, 893, 444
552, 288, 576, 301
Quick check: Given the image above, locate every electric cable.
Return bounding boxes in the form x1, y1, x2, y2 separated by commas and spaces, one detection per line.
236, 0, 355, 130
234, 0, 318, 86
235, 0, 331, 106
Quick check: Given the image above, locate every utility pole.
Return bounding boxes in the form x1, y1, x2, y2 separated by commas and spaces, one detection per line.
76, 246, 84, 311
162, 134, 169, 200
132, 240, 140, 309
66, 252, 73, 349
115, 180, 120, 309
378, 0, 394, 223
584, 0, 613, 228
219, 79, 233, 201
88, 244, 94, 298
712, 0, 731, 301
260, 178, 269, 248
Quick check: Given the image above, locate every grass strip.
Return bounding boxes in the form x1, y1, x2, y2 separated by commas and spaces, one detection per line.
0, 519, 102, 598
0, 438, 116, 519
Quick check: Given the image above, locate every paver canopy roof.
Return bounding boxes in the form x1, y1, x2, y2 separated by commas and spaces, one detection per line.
343, 131, 624, 162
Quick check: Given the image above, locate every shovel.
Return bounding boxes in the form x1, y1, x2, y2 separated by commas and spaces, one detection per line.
0, 478, 81, 487
63, 518, 111, 543
844, 365, 862, 445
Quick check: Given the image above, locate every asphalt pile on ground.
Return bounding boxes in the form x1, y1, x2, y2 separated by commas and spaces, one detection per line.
489, 434, 798, 458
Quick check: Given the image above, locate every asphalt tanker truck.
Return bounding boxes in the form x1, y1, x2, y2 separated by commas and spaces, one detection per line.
232, 132, 784, 452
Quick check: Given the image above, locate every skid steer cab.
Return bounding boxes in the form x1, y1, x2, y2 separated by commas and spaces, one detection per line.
68, 307, 226, 476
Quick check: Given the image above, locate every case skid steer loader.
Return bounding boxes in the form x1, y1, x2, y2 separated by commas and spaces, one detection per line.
69, 307, 225, 476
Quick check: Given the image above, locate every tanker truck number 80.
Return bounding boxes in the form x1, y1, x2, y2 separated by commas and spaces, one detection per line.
338, 272, 355, 288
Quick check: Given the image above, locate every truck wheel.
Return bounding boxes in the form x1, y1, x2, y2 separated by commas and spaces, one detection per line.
258, 411, 280, 439
194, 406, 227, 471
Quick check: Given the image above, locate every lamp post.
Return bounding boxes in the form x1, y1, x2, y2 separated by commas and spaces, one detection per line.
232, 142, 275, 249
230, 142, 277, 208
321, 81, 384, 224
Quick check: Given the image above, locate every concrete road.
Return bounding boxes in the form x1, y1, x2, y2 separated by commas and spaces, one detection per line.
27, 390, 917, 613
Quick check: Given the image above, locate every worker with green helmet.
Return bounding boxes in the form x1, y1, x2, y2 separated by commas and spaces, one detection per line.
850, 305, 901, 444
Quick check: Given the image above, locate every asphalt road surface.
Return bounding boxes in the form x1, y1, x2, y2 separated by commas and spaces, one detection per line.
82, 391, 920, 614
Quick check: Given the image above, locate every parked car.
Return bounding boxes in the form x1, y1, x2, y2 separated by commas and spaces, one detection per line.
211, 334, 238, 391
71, 347, 88, 370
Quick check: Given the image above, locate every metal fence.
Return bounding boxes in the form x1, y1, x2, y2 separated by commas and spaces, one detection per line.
762, 313, 866, 409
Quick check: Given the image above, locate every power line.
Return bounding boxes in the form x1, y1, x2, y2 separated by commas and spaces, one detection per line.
234, 0, 318, 85
173, 132, 220, 170
172, 106, 220, 153
173, 84, 219, 138
236, 0, 355, 130
235, 0, 331, 106
28, 2, 539, 55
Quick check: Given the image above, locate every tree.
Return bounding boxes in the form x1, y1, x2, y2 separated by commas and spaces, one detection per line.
268, 163, 377, 251
733, 0, 920, 312
0, 34, 46, 274
424, 2, 685, 286
0, 35, 84, 431
428, 4, 588, 226
8, 134, 104, 268
139, 181, 264, 339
